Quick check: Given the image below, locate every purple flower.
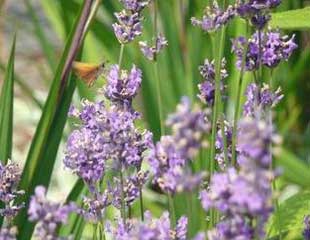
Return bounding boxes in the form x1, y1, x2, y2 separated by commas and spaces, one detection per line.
113, 11, 142, 43
215, 120, 233, 169
237, 117, 280, 168
303, 216, 310, 240
120, 0, 150, 13
149, 98, 209, 194
243, 83, 283, 117
107, 211, 203, 240
166, 97, 210, 159
191, 1, 236, 32
28, 186, 76, 240
139, 35, 168, 61
0, 161, 24, 219
197, 58, 228, 106
236, 0, 282, 29
104, 64, 142, 107
232, 30, 297, 71
80, 189, 111, 222
0, 226, 17, 240
201, 117, 279, 239
64, 127, 106, 186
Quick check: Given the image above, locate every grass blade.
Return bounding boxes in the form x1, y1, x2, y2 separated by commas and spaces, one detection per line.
0, 36, 15, 164
0, 35, 16, 228
15, 1, 95, 239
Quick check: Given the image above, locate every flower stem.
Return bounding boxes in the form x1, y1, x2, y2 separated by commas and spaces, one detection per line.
139, 188, 144, 221
119, 170, 126, 224
152, 0, 164, 135
168, 193, 176, 227
209, 27, 226, 176
118, 44, 125, 69
209, 25, 226, 229
220, 114, 229, 168
231, 22, 249, 166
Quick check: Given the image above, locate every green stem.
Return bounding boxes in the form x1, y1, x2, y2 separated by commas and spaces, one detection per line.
120, 170, 126, 223
168, 194, 176, 227
93, 224, 98, 240
220, 114, 229, 168
152, 0, 164, 134
209, 26, 226, 229
231, 22, 249, 166
139, 188, 144, 221
209, 27, 226, 176
118, 44, 125, 69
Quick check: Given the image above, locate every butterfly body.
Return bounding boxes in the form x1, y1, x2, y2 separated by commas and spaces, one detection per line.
72, 61, 105, 87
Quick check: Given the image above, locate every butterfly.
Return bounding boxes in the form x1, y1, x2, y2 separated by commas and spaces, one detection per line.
72, 61, 106, 87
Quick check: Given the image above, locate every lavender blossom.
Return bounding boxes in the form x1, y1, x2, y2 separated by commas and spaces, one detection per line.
28, 186, 76, 240
139, 35, 168, 61
64, 127, 106, 186
197, 58, 228, 105
149, 98, 209, 194
109, 171, 149, 209
243, 83, 283, 117
0, 226, 17, 240
113, 11, 142, 43
191, 1, 236, 32
236, 0, 282, 29
107, 211, 204, 240
104, 64, 142, 108
303, 216, 310, 240
0, 161, 24, 219
120, 0, 150, 13
232, 30, 297, 71
201, 117, 279, 239
80, 190, 111, 222
215, 120, 233, 169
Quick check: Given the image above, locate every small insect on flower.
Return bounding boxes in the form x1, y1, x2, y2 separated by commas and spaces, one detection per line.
72, 61, 106, 87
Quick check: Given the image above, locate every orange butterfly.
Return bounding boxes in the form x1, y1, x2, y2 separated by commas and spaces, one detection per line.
72, 61, 105, 87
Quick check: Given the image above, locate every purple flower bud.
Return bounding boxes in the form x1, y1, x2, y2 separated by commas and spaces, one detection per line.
120, 0, 150, 13
303, 216, 310, 240
191, 2, 236, 32
28, 186, 76, 240
0, 226, 17, 240
232, 30, 297, 71
113, 11, 142, 44
197, 58, 228, 106
139, 35, 168, 61
104, 64, 142, 107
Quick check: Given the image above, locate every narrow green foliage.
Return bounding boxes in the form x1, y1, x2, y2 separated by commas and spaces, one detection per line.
15, 1, 95, 239
276, 149, 310, 188
0, 36, 15, 164
270, 7, 310, 30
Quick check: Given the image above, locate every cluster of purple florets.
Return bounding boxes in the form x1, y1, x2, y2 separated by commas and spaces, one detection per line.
148, 97, 210, 194
106, 211, 205, 240
232, 30, 298, 71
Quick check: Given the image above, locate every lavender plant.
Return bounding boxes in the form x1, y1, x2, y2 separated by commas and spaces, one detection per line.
1, 0, 309, 239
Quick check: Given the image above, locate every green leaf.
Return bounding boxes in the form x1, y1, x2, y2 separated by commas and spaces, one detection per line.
268, 191, 310, 239
0, 36, 15, 164
0, 35, 15, 228
276, 148, 310, 188
15, 1, 95, 238
270, 7, 310, 30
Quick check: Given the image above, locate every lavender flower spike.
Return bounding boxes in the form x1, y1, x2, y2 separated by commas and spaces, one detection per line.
139, 35, 168, 61
0, 161, 24, 219
191, 1, 236, 32
303, 215, 310, 240
28, 186, 76, 240
120, 0, 150, 13
113, 11, 142, 44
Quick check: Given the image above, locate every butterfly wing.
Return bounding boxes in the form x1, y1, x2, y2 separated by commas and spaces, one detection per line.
72, 61, 101, 86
